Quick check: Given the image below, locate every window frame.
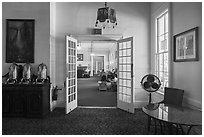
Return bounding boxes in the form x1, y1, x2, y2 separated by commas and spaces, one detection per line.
155, 10, 169, 92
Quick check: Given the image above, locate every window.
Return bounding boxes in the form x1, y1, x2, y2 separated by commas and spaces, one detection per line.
155, 10, 169, 91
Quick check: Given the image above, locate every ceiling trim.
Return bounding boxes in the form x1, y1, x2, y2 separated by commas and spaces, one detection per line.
71, 34, 123, 42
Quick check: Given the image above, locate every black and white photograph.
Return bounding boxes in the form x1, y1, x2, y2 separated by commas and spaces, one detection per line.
174, 27, 198, 62
77, 54, 83, 61
2, 1, 202, 135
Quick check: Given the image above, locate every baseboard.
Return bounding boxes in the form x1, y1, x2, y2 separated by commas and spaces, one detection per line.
152, 92, 201, 110
134, 101, 148, 108
50, 101, 57, 111
183, 96, 202, 110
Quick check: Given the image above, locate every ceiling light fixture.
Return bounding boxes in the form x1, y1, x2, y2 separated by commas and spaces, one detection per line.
95, 2, 117, 29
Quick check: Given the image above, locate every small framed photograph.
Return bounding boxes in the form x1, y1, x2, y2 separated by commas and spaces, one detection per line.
77, 54, 83, 61
173, 27, 198, 62
6, 19, 35, 63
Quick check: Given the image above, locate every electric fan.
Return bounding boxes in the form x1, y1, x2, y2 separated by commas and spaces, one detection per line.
140, 74, 161, 104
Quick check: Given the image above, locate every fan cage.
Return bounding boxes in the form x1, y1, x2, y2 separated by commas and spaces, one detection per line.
140, 74, 161, 93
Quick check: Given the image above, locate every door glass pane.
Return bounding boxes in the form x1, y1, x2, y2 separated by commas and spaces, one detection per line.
123, 49, 126, 56
123, 42, 127, 49
119, 93, 122, 100
119, 79, 122, 86
127, 96, 131, 103
127, 41, 131, 48
119, 65, 122, 71
119, 72, 122, 78
73, 94, 76, 100
123, 87, 126, 94
123, 94, 127, 102
126, 73, 131, 79
127, 49, 131, 56
119, 43, 123, 49
123, 65, 126, 71
127, 57, 131, 63
119, 50, 123, 56
123, 57, 126, 63
73, 42, 76, 48
119, 58, 123, 63
119, 86, 123, 93
127, 88, 131, 95
68, 96, 70, 103
68, 41, 71, 47
127, 80, 131, 87
127, 65, 131, 71
123, 80, 127, 86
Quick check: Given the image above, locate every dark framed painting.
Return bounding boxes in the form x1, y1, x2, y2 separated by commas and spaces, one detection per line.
6, 19, 35, 63
173, 27, 198, 62
77, 54, 83, 61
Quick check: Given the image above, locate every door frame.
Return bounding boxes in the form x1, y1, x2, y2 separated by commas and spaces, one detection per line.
71, 34, 123, 107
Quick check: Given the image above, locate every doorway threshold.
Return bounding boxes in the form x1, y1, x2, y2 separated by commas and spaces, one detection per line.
78, 106, 117, 109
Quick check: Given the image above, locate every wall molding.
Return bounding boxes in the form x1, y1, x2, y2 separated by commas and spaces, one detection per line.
183, 96, 202, 110
152, 92, 201, 110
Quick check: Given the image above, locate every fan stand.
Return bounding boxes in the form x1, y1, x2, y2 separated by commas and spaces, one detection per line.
148, 93, 152, 104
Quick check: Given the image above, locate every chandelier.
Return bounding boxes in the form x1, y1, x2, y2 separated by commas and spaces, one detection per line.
95, 2, 117, 29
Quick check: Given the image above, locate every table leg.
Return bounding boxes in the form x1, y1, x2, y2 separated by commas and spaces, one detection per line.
153, 119, 157, 134
167, 123, 173, 134
159, 121, 163, 134
147, 116, 151, 131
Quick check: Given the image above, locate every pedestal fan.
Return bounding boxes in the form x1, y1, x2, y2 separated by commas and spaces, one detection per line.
140, 74, 161, 104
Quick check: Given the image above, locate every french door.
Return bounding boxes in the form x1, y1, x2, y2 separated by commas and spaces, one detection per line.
65, 36, 77, 114
117, 37, 134, 113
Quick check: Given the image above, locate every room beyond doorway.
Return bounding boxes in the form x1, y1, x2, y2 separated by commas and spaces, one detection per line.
93, 56, 104, 76
77, 75, 117, 107
74, 34, 122, 108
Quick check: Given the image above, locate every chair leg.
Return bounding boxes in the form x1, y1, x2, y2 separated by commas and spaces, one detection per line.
176, 124, 179, 134
187, 126, 193, 135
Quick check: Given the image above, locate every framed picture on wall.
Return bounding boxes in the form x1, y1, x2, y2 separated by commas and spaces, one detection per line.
173, 27, 198, 62
6, 19, 35, 63
77, 54, 83, 61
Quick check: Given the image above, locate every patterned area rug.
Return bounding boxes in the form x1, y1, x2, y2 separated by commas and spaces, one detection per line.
2, 108, 187, 135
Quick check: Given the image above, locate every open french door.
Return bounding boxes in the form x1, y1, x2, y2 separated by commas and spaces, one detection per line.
117, 37, 134, 113
65, 35, 77, 114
